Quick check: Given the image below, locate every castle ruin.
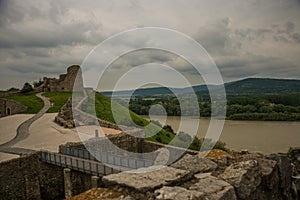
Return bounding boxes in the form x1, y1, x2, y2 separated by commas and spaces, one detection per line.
36, 65, 84, 92
0, 99, 27, 118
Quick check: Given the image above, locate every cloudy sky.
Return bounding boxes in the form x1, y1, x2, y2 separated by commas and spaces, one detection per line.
0, 0, 300, 90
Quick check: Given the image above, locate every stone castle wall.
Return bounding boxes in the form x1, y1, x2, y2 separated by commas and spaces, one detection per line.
0, 145, 299, 200
36, 65, 84, 92
0, 98, 27, 118
0, 152, 94, 200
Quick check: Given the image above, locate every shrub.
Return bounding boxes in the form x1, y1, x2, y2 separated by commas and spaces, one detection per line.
155, 137, 162, 143
21, 82, 33, 93
163, 125, 174, 133
33, 79, 44, 88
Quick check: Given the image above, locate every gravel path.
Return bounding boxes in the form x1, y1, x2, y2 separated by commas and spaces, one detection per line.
0, 93, 50, 152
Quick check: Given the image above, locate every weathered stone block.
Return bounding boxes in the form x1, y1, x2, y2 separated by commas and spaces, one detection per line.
155, 186, 204, 200
258, 158, 278, 190
171, 154, 218, 174
218, 160, 261, 199
268, 154, 293, 199
190, 173, 237, 200
102, 166, 193, 192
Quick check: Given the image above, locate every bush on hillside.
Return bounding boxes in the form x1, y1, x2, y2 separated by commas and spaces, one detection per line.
21, 82, 33, 93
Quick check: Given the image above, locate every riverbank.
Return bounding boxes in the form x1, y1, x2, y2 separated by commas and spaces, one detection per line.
143, 115, 300, 154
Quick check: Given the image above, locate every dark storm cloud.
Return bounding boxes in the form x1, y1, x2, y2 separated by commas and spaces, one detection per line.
0, 1, 105, 48
271, 22, 300, 43
0, 0, 300, 90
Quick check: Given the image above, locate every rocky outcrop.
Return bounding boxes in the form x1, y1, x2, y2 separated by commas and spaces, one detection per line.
190, 173, 237, 200
170, 154, 218, 174
98, 150, 300, 200
103, 166, 193, 192
155, 186, 204, 200
55, 97, 75, 128
55, 96, 122, 130
268, 154, 295, 199
219, 160, 262, 199
3, 146, 299, 200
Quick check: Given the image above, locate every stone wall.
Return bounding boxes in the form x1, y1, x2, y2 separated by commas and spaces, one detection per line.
0, 98, 27, 118
60, 132, 145, 155
100, 151, 300, 200
55, 97, 75, 128
60, 133, 198, 165
0, 152, 96, 200
1, 144, 299, 200
36, 65, 83, 92
0, 91, 24, 98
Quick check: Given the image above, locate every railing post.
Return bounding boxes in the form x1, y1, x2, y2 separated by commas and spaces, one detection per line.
83, 160, 85, 172
91, 176, 99, 188
103, 165, 106, 175
63, 168, 73, 198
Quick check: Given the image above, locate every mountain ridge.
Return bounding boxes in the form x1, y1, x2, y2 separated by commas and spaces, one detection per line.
101, 77, 300, 97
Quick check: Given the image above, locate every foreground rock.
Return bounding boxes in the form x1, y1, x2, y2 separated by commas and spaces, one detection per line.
171, 154, 218, 174
3, 143, 298, 200
219, 160, 262, 199
103, 166, 193, 192
99, 151, 299, 200
190, 173, 237, 200
155, 186, 204, 200
268, 154, 295, 199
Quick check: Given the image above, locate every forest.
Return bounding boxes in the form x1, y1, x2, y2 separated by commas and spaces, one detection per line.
127, 93, 300, 121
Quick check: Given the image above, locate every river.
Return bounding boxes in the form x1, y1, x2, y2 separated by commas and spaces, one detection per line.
142, 115, 300, 154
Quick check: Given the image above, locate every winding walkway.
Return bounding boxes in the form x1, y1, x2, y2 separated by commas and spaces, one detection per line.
0, 93, 50, 154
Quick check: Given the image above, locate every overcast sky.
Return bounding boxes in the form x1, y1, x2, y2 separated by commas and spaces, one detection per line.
0, 0, 300, 90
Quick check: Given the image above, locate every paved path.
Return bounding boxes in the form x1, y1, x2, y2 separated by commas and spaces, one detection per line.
0, 93, 50, 154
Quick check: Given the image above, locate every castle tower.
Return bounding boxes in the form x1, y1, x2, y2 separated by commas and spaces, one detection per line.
59, 65, 84, 92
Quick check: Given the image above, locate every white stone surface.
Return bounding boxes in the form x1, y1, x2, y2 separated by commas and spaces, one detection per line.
0, 114, 34, 145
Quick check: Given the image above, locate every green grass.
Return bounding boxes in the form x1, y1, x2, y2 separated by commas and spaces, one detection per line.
43, 92, 72, 113
0, 88, 20, 94
81, 93, 224, 150
4, 91, 226, 151
5, 94, 44, 114
81, 92, 177, 144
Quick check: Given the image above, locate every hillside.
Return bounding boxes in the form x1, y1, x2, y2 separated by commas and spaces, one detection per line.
224, 78, 300, 95
3, 91, 211, 151
5, 94, 44, 114
81, 92, 211, 150
101, 78, 300, 97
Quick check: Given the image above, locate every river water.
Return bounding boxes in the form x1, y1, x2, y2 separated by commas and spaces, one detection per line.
142, 115, 300, 154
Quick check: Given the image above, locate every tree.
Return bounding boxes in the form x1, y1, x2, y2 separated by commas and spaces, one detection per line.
21, 82, 33, 93
33, 79, 43, 88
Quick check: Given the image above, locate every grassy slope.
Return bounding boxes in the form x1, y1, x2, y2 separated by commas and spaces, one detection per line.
6, 91, 220, 150
5, 94, 44, 114
43, 92, 72, 113
83, 92, 176, 144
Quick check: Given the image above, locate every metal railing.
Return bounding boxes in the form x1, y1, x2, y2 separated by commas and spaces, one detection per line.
41, 151, 120, 176
60, 146, 154, 168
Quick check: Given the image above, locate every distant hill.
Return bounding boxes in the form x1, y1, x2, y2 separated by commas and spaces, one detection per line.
224, 78, 300, 95
101, 78, 300, 97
